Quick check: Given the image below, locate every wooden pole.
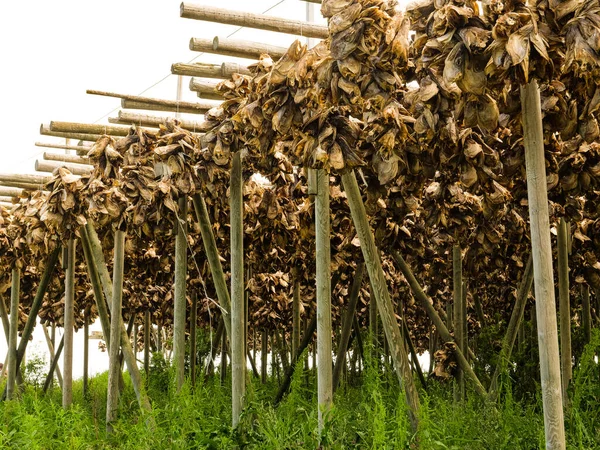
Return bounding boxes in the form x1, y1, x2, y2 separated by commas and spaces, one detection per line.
87, 90, 219, 115
107, 230, 125, 433
206, 318, 223, 377
43, 152, 89, 165
557, 217, 572, 406
35, 160, 92, 176
315, 169, 333, 431
83, 309, 89, 396
174, 197, 188, 391
36, 142, 91, 153
192, 193, 231, 340
42, 335, 65, 394
521, 79, 565, 449
6, 269, 20, 400
261, 329, 268, 383
49, 120, 132, 137
292, 274, 301, 360
39, 124, 103, 142
190, 291, 198, 388
453, 245, 465, 402
488, 254, 534, 401
188, 78, 223, 101
180, 3, 328, 38
82, 223, 152, 416
112, 111, 207, 132
582, 285, 591, 345
144, 310, 151, 381
0, 173, 51, 187
220, 330, 227, 385
332, 263, 365, 393
190, 36, 288, 61
62, 238, 76, 409
171, 61, 250, 78
42, 324, 62, 388
402, 321, 427, 390
230, 151, 245, 428
341, 170, 420, 431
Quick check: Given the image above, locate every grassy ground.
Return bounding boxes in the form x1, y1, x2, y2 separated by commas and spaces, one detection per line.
0, 340, 599, 449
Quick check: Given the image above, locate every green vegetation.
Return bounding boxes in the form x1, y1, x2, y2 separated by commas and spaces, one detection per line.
1, 337, 599, 449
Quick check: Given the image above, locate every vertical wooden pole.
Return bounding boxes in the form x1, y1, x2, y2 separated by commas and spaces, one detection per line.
220, 329, 227, 385
6, 268, 20, 400
521, 79, 565, 450
369, 287, 377, 360
190, 291, 198, 388
42, 324, 63, 388
342, 170, 420, 431
107, 230, 125, 433
292, 274, 301, 360
63, 238, 76, 409
557, 217, 572, 406
83, 309, 89, 396
42, 336, 65, 393
230, 151, 245, 428
144, 310, 151, 381
157, 322, 162, 354
261, 329, 268, 383
315, 169, 333, 431
174, 196, 188, 391
582, 285, 591, 345
453, 245, 464, 402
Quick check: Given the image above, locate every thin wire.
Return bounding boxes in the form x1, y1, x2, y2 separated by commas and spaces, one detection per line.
91, 0, 288, 125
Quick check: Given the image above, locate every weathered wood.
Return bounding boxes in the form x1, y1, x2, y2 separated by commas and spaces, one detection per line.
332, 263, 365, 393
174, 197, 188, 391
582, 285, 591, 345
275, 330, 290, 372
49, 120, 132, 137
6, 269, 20, 400
42, 335, 65, 394
144, 310, 151, 381
171, 61, 250, 78
274, 313, 317, 404
393, 251, 486, 397
292, 274, 301, 360
40, 124, 103, 142
0, 186, 24, 198
62, 239, 76, 408
247, 348, 260, 379
557, 217, 572, 407
230, 151, 245, 428
180, 3, 328, 39
315, 169, 333, 431
189, 78, 223, 101
341, 170, 420, 431
42, 324, 62, 388
220, 329, 227, 385
190, 36, 288, 61
191, 193, 232, 340
35, 159, 92, 176
190, 292, 197, 388
206, 318, 224, 377
83, 310, 89, 396
107, 230, 125, 433
83, 222, 153, 416
488, 254, 534, 401
453, 245, 465, 402
402, 321, 427, 390
0, 173, 51, 187
43, 152, 89, 165
521, 79, 565, 450
111, 110, 208, 132
261, 329, 268, 383
87, 90, 219, 115
35, 142, 91, 153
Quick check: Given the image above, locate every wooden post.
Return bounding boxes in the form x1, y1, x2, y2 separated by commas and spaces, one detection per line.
315, 169, 333, 431
488, 255, 534, 401
402, 321, 427, 390
292, 274, 301, 360
557, 217, 572, 406
174, 197, 188, 391
192, 193, 231, 340
190, 291, 198, 388
42, 335, 65, 393
144, 310, 151, 381
521, 79, 565, 449
63, 238, 76, 409
261, 329, 268, 383
341, 170, 420, 431
369, 286, 378, 359
42, 324, 63, 388
230, 151, 245, 429
83, 309, 89, 396
220, 330, 227, 385
6, 268, 20, 400
582, 285, 591, 345
332, 263, 365, 393
453, 245, 465, 402
107, 230, 125, 433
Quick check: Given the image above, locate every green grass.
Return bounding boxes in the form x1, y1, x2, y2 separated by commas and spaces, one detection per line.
0, 346, 599, 449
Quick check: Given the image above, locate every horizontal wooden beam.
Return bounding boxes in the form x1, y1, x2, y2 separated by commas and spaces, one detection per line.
0, 173, 51, 187
40, 124, 103, 142
49, 121, 131, 138
301, 0, 321, 3
171, 61, 250, 78
87, 90, 219, 115
35, 160, 92, 176
189, 78, 223, 100
35, 142, 92, 152
0, 196, 16, 203
43, 152, 89, 165
0, 186, 25, 197
109, 111, 209, 132
0, 202, 13, 208
180, 3, 328, 39
190, 36, 288, 60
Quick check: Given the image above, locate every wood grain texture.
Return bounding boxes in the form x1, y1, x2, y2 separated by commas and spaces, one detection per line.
557, 217, 572, 406
173, 197, 188, 391
62, 239, 76, 409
